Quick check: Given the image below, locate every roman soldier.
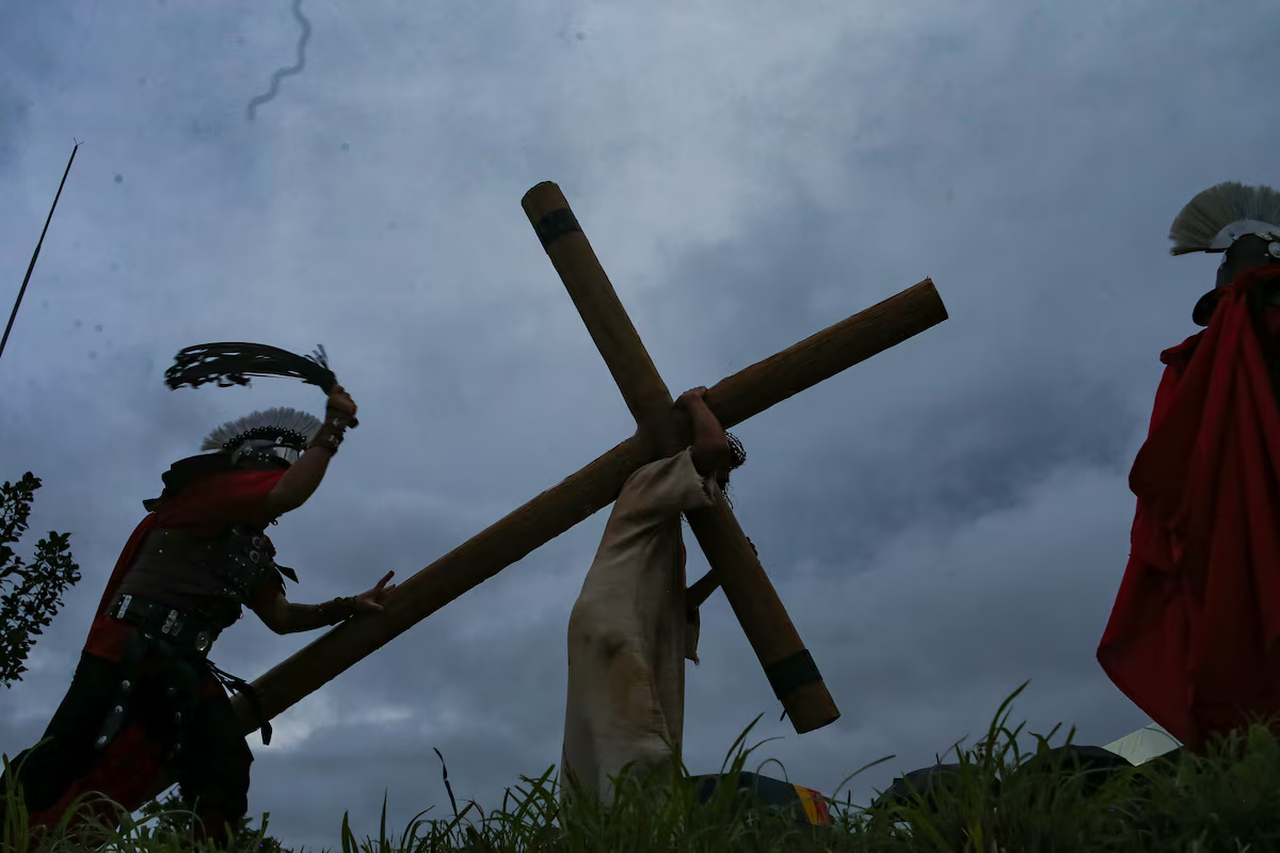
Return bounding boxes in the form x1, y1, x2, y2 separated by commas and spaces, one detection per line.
1097, 182, 1280, 755
1, 381, 397, 849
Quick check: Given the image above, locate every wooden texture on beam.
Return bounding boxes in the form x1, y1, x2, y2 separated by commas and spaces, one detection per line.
223, 274, 946, 737
522, 183, 671, 422
704, 279, 948, 430
522, 181, 838, 732
683, 494, 837, 732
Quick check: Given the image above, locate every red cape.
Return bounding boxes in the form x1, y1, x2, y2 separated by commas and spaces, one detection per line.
1097, 266, 1280, 753
24, 468, 284, 838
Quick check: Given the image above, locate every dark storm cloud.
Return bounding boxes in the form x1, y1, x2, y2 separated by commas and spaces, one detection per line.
0, 92, 34, 175
661, 194, 1144, 566
0, 2, 71, 174
3, 0, 1280, 849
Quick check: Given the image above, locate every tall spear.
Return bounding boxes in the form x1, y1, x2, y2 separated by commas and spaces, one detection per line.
0, 142, 80, 362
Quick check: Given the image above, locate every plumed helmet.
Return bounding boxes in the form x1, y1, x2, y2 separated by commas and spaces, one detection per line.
200, 406, 322, 467
1169, 182, 1280, 325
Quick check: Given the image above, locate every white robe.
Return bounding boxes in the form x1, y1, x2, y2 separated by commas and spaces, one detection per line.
560, 448, 715, 801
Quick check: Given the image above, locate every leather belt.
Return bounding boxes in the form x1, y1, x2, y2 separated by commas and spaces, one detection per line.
107, 592, 221, 657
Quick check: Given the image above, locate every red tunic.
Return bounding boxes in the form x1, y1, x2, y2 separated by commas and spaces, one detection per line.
25, 467, 285, 837
1097, 265, 1280, 753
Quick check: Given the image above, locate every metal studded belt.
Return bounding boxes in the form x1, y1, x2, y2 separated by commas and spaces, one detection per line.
107, 592, 221, 657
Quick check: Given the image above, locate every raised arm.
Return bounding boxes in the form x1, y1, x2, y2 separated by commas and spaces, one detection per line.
675, 387, 733, 477
263, 384, 358, 516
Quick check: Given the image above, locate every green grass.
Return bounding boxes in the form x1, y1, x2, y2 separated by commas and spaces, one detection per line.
4, 684, 1279, 853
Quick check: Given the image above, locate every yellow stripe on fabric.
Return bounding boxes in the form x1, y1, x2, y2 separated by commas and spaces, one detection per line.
793, 784, 820, 825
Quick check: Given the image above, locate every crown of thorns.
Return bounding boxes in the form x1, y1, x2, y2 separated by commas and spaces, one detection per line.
726, 432, 747, 470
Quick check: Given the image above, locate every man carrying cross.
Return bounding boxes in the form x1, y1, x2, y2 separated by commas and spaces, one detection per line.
1, 383, 396, 850
560, 386, 749, 801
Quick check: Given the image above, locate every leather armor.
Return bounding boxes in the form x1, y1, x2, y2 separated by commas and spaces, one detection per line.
116, 524, 297, 629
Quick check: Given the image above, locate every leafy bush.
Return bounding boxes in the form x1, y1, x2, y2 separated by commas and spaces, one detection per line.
0, 472, 80, 689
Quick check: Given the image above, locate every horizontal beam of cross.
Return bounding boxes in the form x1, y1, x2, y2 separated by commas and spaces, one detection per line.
221, 275, 945, 738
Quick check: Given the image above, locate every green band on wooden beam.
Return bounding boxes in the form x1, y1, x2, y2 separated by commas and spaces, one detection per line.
764, 649, 822, 701
534, 207, 582, 249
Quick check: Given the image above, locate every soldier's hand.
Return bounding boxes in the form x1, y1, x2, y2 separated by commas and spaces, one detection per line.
353, 571, 396, 613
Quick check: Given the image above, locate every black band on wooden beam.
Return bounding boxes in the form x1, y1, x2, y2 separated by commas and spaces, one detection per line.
533, 207, 582, 249
757, 648, 819, 701
764, 649, 822, 701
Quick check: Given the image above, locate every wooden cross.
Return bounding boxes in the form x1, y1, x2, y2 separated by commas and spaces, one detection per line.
523, 182, 839, 732
208, 183, 946, 765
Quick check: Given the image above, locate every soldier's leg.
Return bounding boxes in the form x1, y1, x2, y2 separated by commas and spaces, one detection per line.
0, 652, 120, 818
177, 685, 253, 849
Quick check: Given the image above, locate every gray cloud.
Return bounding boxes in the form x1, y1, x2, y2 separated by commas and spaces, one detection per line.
2, 0, 1279, 849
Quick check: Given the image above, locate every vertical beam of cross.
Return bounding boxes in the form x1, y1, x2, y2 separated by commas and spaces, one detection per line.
523, 182, 843, 731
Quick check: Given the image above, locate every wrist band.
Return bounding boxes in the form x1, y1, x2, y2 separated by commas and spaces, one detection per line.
317, 596, 355, 626
307, 431, 343, 454
307, 417, 348, 455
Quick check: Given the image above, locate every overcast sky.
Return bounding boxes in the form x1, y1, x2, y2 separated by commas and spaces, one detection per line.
2, 0, 1278, 849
